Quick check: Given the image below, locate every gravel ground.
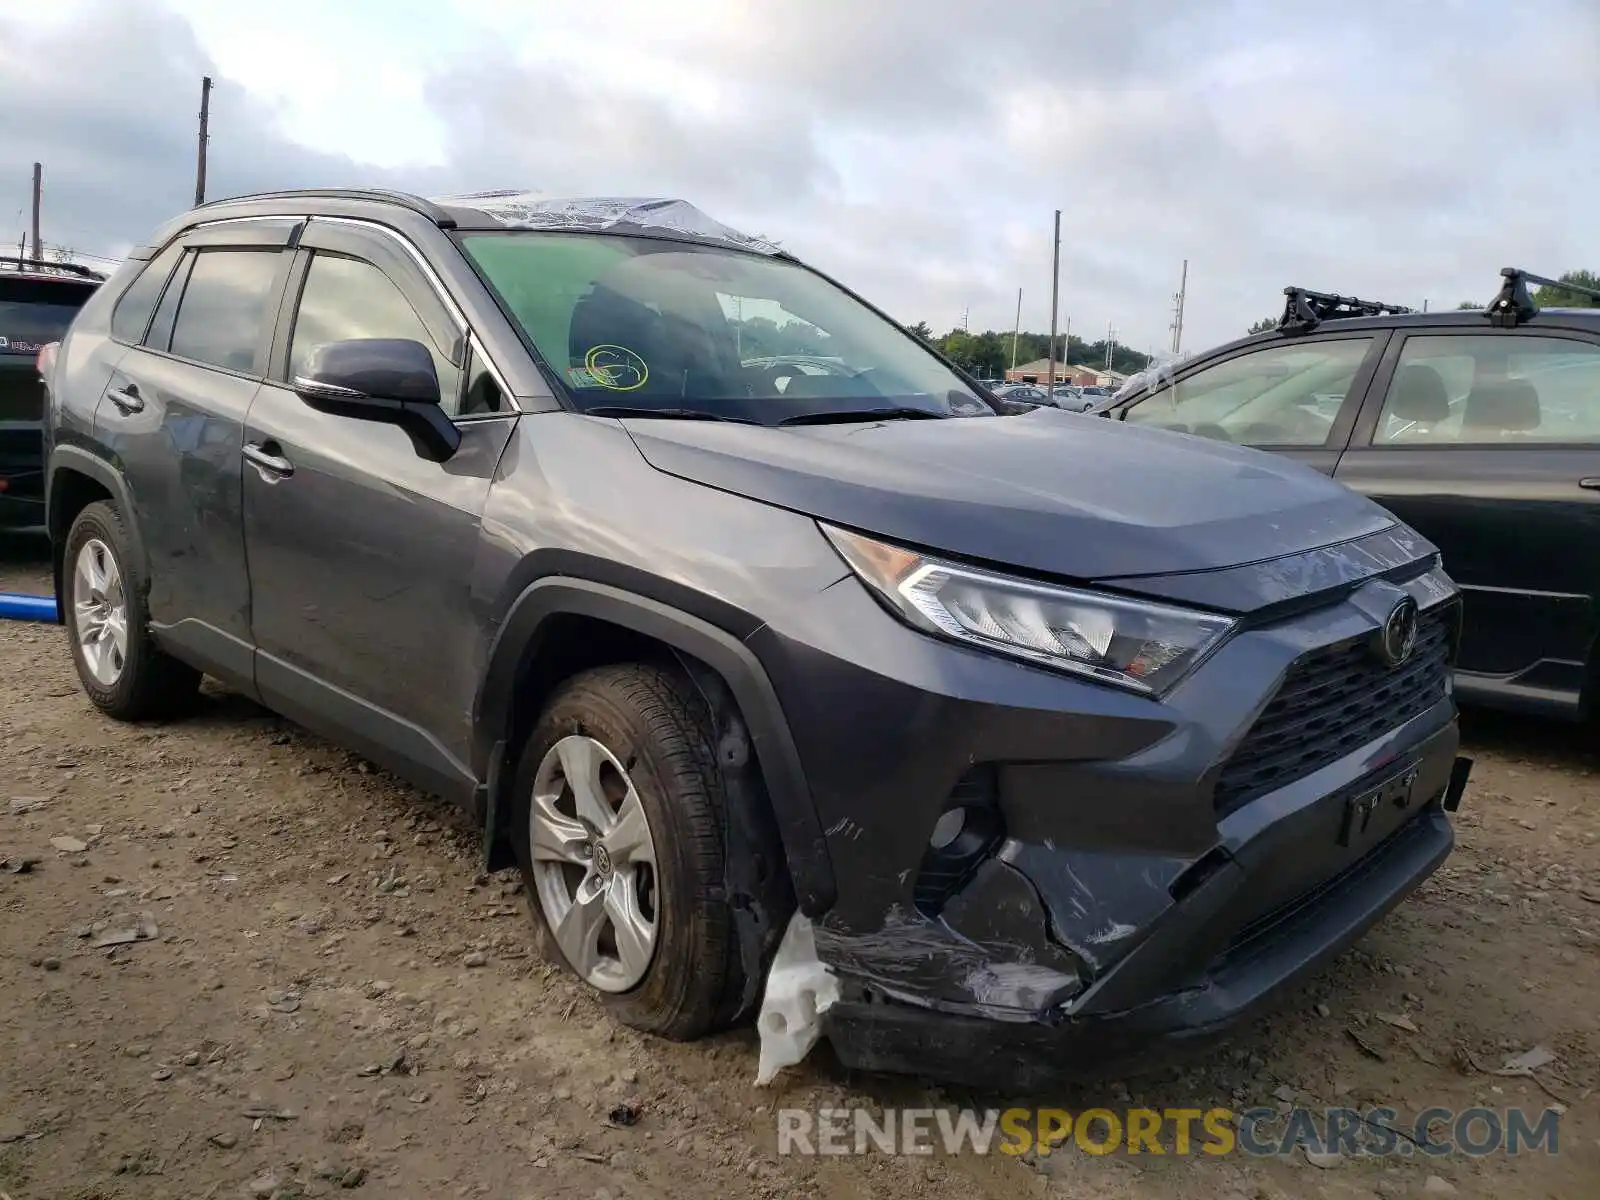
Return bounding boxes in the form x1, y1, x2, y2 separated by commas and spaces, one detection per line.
2, 528, 1597, 1199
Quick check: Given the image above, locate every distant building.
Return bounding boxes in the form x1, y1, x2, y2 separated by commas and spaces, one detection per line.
1005, 359, 1100, 385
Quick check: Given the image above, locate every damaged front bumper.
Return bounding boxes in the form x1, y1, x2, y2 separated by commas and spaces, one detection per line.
818, 749, 1469, 1090
753, 556, 1469, 1087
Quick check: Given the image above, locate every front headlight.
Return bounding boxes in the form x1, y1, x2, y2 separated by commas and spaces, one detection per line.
822, 524, 1236, 696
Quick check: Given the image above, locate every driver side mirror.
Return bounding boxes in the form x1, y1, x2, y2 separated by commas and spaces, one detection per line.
293, 338, 462, 462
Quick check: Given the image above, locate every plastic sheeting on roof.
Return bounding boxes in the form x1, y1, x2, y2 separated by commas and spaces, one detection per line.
437, 191, 782, 255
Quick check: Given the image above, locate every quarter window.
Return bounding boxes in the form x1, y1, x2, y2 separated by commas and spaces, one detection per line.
110, 244, 184, 344
289, 253, 462, 412
1123, 338, 1373, 447
1375, 335, 1600, 444
167, 249, 283, 372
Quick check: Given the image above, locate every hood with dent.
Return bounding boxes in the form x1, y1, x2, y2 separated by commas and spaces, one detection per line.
622, 407, 1395, 585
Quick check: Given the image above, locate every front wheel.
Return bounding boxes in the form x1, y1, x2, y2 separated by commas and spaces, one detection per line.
510, 663, 744, 1040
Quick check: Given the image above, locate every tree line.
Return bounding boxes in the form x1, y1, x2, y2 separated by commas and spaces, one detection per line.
901, 323, 1153, 378
1244, 270, 1600, 334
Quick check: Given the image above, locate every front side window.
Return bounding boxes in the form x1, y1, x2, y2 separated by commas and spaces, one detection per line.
167, 249, 283, 373
460, 232, 993, 423
1375, 334, 1600, 445
1122, 338, 1373, 447
289, 253, 463, 412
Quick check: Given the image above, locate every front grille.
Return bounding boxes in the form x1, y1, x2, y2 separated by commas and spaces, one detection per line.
1212, 606, 1454, 817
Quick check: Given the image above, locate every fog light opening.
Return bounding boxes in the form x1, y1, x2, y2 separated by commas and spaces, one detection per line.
912, 766, 1005, 918
929, 807, 966, 850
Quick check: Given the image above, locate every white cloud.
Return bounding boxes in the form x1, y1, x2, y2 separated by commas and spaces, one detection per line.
0, 0, 1595, 350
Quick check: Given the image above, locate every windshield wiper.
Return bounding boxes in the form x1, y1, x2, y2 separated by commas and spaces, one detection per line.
778, 407, 949, 427
584, 406, 757, 424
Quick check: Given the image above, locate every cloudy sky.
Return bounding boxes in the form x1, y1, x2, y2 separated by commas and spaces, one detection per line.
1, 0, 1596, 353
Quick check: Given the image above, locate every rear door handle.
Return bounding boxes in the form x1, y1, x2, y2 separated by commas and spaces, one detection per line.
106, 385, 144, 414
242, 442, 294, 478
1580, 478, 1600, 491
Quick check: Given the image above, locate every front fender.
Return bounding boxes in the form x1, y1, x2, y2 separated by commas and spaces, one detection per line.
473, 575, 837, 915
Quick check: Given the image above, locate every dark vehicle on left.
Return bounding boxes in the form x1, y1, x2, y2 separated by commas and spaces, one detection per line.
1, 258, 105, 528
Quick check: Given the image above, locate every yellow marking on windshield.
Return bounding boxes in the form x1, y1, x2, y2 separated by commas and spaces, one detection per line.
584, 344, 649, 391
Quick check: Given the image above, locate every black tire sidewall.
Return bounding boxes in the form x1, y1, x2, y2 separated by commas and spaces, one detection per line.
509, 665, 734, 1039
62, 501, 187, 719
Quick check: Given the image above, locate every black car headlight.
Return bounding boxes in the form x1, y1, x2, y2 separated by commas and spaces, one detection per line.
823, 524, 1236, 697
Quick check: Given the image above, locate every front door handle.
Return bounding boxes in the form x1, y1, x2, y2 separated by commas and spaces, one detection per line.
242, 442, 294, 478
1580, 477, 1600, 491
106, 385, 144, 414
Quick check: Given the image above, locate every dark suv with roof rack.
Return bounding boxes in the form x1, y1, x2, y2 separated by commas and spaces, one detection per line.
1097, 271, 1600, 722
1, 257, 104, 527
42, 188, 1470, 1089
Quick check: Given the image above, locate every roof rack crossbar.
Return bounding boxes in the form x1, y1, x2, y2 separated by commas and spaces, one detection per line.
1277, 286, 1413, 333
1486, 267, 1600, 328
1, 256, 107, 282
193, 188, 458, 229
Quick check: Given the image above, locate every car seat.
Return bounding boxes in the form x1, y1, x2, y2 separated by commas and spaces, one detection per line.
1463, 378, 1541, 438
567, 283, 732, 399
1384, 364, 1450, 440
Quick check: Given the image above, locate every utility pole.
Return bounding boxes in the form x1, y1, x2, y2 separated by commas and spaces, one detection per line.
1046, 209, 1061, 394
1169, 258, 1188, 355
30, 163, 42, 264
1010, 288, 1022, 373
1105, 320, 1116, 372
194, 75, 213, 207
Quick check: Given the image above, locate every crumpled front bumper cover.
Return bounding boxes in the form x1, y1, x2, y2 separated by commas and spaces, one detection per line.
816, 744, 1470, 1089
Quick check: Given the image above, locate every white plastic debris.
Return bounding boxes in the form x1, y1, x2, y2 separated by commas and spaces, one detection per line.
754, 913, 840, 1086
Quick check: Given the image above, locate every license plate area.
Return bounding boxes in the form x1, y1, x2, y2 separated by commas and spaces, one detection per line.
1336, 763, 1420, 849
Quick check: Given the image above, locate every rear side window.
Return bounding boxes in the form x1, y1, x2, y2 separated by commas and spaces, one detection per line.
1374, 334, 1600, 444
146, 253, 194, 352
110, 245, 184, 344
167, 249, 283, 373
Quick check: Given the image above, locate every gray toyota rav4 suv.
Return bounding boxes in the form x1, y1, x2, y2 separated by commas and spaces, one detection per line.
42, 188, 1471, 1087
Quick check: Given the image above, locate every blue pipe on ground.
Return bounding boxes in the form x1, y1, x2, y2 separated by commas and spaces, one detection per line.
0, 592, 60, 622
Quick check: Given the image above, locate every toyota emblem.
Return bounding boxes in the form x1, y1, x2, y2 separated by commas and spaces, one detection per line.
1378, 597, 1420, 667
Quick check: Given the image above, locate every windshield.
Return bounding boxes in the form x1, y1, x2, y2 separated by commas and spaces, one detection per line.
459, 232, 994, 422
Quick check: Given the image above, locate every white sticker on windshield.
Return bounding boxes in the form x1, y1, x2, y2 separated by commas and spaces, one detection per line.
567, 367, 600, 386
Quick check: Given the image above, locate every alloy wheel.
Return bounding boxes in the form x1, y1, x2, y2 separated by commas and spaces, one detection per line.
528, 734, 660, 992
73, 538, 128, 687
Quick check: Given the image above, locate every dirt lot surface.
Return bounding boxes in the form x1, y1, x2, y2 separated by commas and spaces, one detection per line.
2, 528, 1597, 1200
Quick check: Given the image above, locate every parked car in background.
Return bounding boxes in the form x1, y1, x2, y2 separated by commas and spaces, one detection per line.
992, 383, 1049, 406
1052, 386, 1095, 413
1097, 274, 1600, 721
44, 190, 1467, 1088
1, 258, 105, 527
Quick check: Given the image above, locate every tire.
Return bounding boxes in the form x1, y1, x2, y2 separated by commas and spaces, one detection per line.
62, 500, 201, 721
510, 662, 744, 1040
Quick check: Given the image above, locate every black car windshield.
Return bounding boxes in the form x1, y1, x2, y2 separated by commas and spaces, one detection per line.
459, 232, 995, 422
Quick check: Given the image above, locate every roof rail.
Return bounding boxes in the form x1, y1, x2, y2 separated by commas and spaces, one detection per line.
194, 188, 458, 229
1277, 286, 1412, 333
1486, 267, 1600, 328
1, 256, 107, 282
